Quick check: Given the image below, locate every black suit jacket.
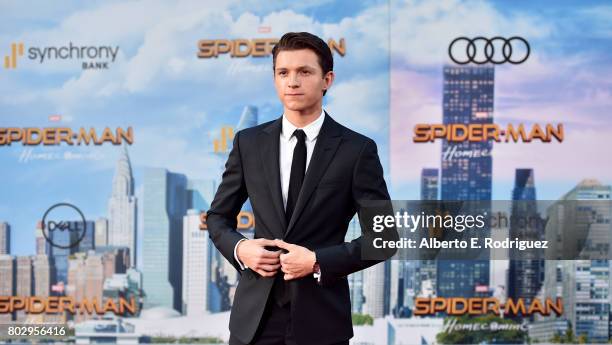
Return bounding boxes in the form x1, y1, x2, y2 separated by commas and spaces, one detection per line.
207, 112, 398, 345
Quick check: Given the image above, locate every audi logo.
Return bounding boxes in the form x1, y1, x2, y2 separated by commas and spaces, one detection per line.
448, 36, 530, 65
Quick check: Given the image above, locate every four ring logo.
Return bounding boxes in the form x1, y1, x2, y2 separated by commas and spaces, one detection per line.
448, 37, 530, 65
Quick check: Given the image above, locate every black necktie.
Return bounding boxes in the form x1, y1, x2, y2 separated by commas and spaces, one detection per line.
274, 129, 307, 307
285, 129, 307, 226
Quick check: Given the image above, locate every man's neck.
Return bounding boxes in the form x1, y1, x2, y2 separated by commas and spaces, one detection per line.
284, 106, 322, 128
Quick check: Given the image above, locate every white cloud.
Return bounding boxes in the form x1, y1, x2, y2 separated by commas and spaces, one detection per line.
390, 0, 552, 67
326, 74, 389, 133
2, 0, 390, 116
577, 5, 612, 38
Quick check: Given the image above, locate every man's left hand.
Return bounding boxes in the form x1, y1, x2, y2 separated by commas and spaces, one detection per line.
274, 239, 316, 280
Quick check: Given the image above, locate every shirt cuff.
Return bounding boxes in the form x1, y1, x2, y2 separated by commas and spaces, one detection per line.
234, 238, 248, 270
313, 268, 321, 284
313, 259, 321, 284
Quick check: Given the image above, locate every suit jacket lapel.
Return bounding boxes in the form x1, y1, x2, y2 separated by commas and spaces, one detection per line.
258, 117, 287, 239
285, 112, 343, 237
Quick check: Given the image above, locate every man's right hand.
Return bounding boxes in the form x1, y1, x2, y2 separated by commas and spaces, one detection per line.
236, 238, 282, 277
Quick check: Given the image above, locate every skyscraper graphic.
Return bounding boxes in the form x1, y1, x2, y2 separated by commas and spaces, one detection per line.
512, 169, 536, 201
188, 179, 232, 311
68, 252, 104, 322
46, 220, 94, 286
394, 259, 419, 317
0, 222, 9, 254
362, 261, 390, 318
420, 169, 439, 201
15, 256, 32, 322
33, 255, 51, 297
393, 169, 441, 316
108, 145, 137, 267
438, 65, 494, 298
46, 231, 69, 286
75, 221, 95, 253
440, 66, 494, 201
346, 218, 365, 314
508, 169, 543, 307
0, 255, 13, 322
236, 105, 258, 131
142, 168, 188, 312
537, 180, 612, 342
95, 218, 109, 248
35, 222, 46, 255
419, 169, 438, 297
182, 209, 222, 316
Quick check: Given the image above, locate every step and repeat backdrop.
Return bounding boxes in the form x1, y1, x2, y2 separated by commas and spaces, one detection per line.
0, 0, 610, 344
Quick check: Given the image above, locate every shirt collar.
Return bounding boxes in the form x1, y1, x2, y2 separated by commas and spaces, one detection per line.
281, 109, 325, 142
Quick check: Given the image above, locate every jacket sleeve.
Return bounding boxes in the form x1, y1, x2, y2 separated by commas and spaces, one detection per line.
314, 138, 399, 286
207, 130, 249, 272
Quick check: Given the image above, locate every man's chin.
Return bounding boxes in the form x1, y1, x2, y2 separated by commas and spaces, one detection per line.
283, 103, 317, 113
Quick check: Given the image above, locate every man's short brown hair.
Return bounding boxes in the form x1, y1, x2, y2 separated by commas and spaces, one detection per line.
272, 32, 333, 96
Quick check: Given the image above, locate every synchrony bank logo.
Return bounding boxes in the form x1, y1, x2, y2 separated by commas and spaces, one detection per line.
3, 41, 120, 70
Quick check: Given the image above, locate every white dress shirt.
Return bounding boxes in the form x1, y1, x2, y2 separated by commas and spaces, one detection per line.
233, 109, 325, 271
279, 109, 325, 210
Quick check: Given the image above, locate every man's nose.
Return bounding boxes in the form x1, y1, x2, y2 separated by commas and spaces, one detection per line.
288, 74, 300, 88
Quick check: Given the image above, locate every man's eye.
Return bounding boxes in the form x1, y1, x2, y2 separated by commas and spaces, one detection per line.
301, 70, 311, 75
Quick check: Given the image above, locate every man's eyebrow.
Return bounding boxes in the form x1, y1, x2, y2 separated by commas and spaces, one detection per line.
275, 65, 315, 70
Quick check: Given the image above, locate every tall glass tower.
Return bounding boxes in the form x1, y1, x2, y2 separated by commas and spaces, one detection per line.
142, 168, 188, 312
508, 168, 543, 307
437, 65, 494, 298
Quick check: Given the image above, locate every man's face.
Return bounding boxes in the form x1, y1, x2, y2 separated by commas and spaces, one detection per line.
274, 49, 333, 112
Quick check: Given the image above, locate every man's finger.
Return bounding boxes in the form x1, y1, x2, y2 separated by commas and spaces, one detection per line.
261, 249, 282, 258
256, 269, 277, 277
256, 238, 277, 247
279, 255, 293, 267
256, 257, 280, 265
284, 273, 294, 280
258, 264, 281, 272
281, 266, 294, 274
274, 239, 292, 250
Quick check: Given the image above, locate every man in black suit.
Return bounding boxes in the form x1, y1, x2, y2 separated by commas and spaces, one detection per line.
207, 32, 397, 345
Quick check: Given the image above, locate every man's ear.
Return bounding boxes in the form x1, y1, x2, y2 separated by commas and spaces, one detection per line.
323, 71, 335, 91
